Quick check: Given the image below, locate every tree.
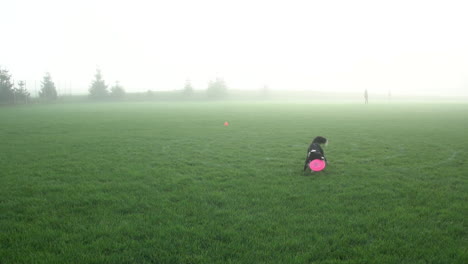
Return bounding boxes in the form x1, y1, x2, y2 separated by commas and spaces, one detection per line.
183, 80, 194, 96
89, 69, 108, 99
206, 78, 227, 99
110, 81, 125, 99
39, 72, 57, 100
146, 90, 154, 98
260, 85, 270, 99
0, 68, 14, 104
13, 80, 30, 103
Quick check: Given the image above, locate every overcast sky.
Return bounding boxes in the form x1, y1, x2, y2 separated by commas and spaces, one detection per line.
1, 0, 467, 96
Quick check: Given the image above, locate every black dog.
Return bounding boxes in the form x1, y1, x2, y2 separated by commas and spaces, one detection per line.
303, 136, 328, 171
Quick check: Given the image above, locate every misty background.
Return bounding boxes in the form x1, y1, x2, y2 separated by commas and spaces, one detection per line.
1, 0, 467, 97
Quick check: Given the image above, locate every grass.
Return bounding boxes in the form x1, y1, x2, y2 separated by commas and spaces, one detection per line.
0, 102, 467, 263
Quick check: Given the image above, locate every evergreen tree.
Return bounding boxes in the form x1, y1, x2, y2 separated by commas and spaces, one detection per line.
260, 85, 270, 99
183, 80, 194, 96
89, 69, 108, 99
206, 78, 227, 99
110, 81, 125, 99
146, 90, 154, 98
14, 80, 30, 103
0, 68, 14, 104
39, 72, 58, 100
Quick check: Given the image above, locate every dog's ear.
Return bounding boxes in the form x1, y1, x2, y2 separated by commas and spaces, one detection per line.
313, 136, 327, 144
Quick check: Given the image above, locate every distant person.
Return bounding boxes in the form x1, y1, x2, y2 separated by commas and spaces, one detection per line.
303, 136, 328, 172
364, 89, 369, 104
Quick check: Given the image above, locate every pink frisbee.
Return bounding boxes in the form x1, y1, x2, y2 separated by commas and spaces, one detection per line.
309, 159, 326, 171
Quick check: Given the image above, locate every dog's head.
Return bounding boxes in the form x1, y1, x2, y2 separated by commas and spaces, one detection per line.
312, 136, 328, 146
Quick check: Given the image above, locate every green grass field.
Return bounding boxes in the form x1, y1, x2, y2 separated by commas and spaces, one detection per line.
1, 102, 467, 264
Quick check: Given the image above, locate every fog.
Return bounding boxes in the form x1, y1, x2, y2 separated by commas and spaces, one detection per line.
1, 0, 467, 97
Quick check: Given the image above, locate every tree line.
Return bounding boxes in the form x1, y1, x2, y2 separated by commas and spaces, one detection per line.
0, 67, 231, 105
0, 68, 32, 104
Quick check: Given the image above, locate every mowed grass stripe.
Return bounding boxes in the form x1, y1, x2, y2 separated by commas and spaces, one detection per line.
1, 102, 467, 264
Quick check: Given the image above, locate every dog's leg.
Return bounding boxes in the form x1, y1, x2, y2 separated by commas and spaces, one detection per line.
303, 157, 309, 171
303, 152, 311, 171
